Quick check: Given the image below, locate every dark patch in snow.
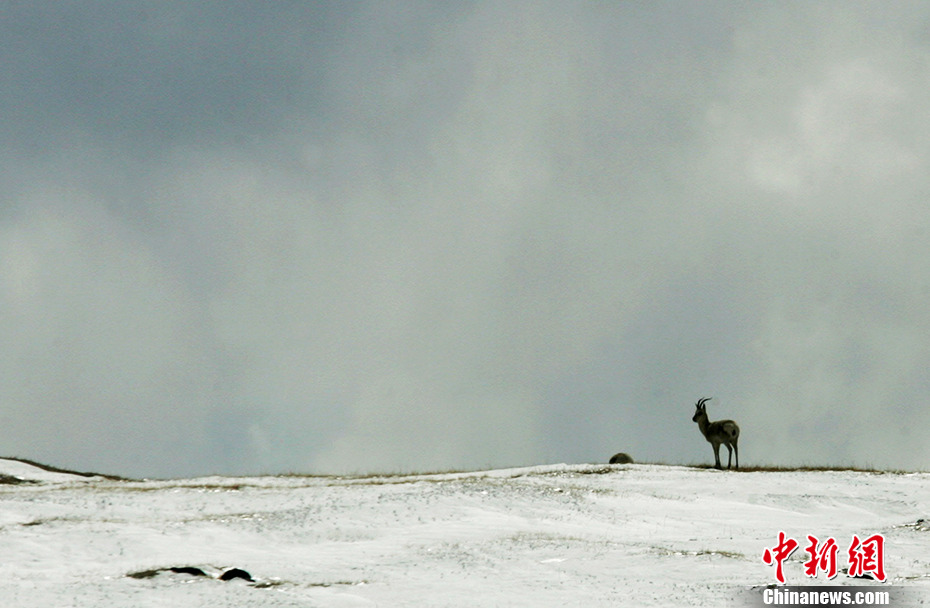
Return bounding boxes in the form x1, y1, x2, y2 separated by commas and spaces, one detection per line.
894, 517, 930, 531
170, 566, 208, 577
127, 566, 257, 584
840, 568, 876, 580
219, 567, 253, 582
126, 569, 161, 580
0, 474, 37, 485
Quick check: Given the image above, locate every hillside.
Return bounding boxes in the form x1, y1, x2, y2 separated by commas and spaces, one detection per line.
0, 458, 927, 606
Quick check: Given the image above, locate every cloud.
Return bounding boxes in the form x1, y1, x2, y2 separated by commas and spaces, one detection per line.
2, 2, 930, 476
0, 195, 225, 477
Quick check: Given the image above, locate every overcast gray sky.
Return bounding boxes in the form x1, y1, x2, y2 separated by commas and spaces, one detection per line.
2, 2, 930, 478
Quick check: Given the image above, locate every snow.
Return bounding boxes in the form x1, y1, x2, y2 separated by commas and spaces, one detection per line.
0, 458, 928, 607
0, 457, 104, 484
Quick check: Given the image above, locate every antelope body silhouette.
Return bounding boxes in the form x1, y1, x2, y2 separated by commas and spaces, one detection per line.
691, 397, 739, 470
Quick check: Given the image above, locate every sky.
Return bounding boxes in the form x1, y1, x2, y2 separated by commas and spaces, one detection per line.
2, 2, 930, 478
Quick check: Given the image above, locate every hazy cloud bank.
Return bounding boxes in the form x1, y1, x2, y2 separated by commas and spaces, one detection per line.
1, 2, 930, 477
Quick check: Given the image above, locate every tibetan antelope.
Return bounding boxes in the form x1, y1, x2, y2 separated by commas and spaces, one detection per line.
691, 397, 739, 470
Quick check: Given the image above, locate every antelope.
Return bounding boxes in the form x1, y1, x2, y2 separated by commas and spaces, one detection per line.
691, 397, 739, 470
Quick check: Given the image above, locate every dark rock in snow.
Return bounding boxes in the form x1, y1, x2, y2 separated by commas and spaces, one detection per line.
220, 567, 254, 582
126, 569, 161, 580
0, 473, 37, 485
127, 565, 255, 583
169, 566, 208, 577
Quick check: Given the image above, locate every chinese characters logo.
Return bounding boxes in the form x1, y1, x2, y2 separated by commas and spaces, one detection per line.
762, 532, 885, 583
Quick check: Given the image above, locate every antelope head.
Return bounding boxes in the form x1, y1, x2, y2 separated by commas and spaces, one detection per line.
692, 397, 711, 422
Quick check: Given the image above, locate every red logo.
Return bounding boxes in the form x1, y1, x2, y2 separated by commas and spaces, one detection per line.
847, 534, 886, 582
804, 535, 839, 579
762, 531, 799, 584
763, 532, 886, 583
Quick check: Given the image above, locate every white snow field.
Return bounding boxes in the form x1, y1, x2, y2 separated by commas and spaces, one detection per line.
0, 458, 928, 607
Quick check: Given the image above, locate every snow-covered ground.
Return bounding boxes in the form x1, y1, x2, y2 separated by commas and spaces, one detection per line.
0, 458, 928, 607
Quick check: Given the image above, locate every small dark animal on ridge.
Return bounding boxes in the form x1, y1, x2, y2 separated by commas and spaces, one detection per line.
691, 397, 740, 470
609, 452, 634, 465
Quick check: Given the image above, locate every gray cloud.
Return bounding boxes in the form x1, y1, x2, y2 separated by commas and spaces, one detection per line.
1, 2, 929, 477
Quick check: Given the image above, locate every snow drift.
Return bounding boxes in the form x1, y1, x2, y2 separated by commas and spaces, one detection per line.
0, 458, 927, 606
